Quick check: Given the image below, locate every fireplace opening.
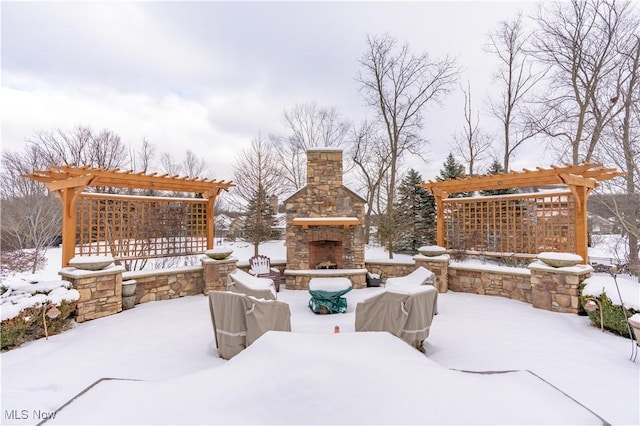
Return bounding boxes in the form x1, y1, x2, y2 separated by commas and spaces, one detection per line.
309, 240, 343, 269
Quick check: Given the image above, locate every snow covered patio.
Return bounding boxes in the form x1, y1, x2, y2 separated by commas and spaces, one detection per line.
2, 287, 638, 425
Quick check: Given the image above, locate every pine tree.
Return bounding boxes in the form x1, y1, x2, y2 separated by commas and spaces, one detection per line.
242, 186, 277, 250
392, 169, 436, 253
480, 160, 517, 196
438, 152, 471, 198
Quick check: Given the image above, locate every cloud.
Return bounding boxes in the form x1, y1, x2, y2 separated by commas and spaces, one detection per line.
2, 0, 551, 185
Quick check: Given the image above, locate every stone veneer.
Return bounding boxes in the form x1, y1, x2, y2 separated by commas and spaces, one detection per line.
124, 266, 203, 304
202, 257, 237, 293
59, 257, 238, 323
529, 260, 593, 313
59, 265, 125, 322
448, 263, 532, 303
284, 149, 366, 290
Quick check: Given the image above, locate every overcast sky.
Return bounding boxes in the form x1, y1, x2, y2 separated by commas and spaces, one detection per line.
1, 0, 551, 183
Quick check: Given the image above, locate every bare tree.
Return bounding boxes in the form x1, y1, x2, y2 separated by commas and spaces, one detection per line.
131, 138, 155, 173
232, 134, 284, 256
530, 0, 635, 164
1, 146, 62, 273
453, 82, 493, 175
595, 34, 640, 271
273, 102, 351, 193
160, 152, 182, 176
485, 14, 546, 171
26, 126, 127, 169
182, 149, 208, 177
349, 120, 392, 244
357, 34, 458, 257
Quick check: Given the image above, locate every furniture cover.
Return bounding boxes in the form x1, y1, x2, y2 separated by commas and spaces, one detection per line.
355, 286, 438, 351
384, 266, 435, 289
208, 290, 291, 360
228, 268, 277, 300
385, 266, 437, 313
249, 255, 282, 292
308, 277, 353, 314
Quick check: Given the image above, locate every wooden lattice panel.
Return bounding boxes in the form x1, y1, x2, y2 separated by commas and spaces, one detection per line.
443, 191, 576, 257
76, 193, 208, 260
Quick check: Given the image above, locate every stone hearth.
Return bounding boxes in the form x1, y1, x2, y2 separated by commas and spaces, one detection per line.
284, 148, 367, 290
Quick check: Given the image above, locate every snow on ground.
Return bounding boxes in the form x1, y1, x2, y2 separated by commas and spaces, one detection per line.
1, 241, 639, 425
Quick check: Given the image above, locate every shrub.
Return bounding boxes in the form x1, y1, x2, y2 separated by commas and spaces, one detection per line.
0, 299, 77, 351
580, 292, 638, 337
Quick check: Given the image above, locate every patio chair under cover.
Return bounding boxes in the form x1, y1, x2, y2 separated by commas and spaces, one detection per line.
308, 277, 353, 314
208, 290, 291, 359
385, 266, 438, 313
355, 286, 438, 351
228, 269, 277, 300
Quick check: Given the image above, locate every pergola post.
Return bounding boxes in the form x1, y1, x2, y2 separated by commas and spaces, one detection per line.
206, 193, 217, 250
432, 188, 447, 247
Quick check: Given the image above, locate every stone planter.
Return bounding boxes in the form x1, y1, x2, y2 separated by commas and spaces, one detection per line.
69, 255, 114, 271
205, 248, 233, 260
122, 279, 137, 310
418, 245, 447, 257
537, 252, 582, 268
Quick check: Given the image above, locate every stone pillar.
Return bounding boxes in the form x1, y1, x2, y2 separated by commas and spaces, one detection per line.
528, 260, 593, 314
59, 266, 126, 323
414, 254, 450, 293
202, 257, 238, 294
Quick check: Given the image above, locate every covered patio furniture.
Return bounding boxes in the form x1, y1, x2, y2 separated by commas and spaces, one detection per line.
249, 255, 282, 292
385, 266, 437, 313
308, 277, 353, 314
208, 290, 291, 360
355, 286, 438, 351
384, 266, 435, 289
228, 268, 277, 300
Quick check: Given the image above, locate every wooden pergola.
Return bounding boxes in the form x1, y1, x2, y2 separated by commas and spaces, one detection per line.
24, 165, 234, 267
419, 163, 623, 262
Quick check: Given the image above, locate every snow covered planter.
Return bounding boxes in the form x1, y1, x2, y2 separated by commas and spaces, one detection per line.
581, 276, 639, 336
1, 276, 79, 351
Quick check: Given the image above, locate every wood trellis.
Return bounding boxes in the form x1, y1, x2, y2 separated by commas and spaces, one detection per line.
418, 163, 623, 262
24, 165, 234, 267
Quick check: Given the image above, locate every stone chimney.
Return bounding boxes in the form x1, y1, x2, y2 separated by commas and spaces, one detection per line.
307, 148, 343, 188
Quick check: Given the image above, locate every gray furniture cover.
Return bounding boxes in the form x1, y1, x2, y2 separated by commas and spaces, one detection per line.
208, 290, 291, 360
355, 286, 438, 351
228, 269, 277, 300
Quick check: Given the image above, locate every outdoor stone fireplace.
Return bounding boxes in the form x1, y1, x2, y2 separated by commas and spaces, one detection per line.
284, 148, 367, 290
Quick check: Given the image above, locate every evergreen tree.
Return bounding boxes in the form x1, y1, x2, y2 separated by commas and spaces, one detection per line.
242, 185, 278, 249
480, 160, 517, 196
438, 152, 471, 198
392, 169, 436, 253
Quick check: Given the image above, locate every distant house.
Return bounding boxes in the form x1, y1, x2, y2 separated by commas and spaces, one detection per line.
588, 213, 617, 235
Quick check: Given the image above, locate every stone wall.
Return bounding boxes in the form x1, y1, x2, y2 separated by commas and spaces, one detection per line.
365, 261, 415, 285
448, 263, 532, 303
124, 266, 203, 304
